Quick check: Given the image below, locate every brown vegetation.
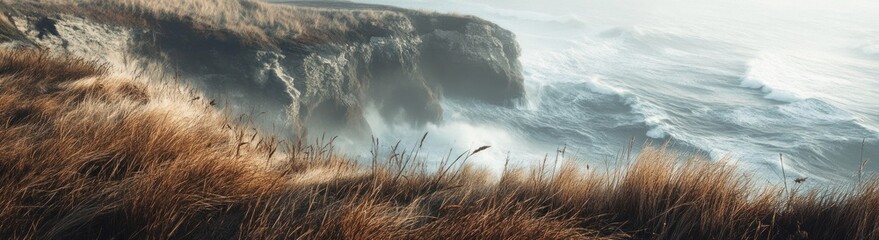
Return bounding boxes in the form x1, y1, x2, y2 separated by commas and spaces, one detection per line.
1, 50, 878, 239
0, 14, 28, 43
2, 0, 406, 45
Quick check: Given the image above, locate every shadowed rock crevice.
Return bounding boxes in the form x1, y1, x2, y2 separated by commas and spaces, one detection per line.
34, 17, 59, 39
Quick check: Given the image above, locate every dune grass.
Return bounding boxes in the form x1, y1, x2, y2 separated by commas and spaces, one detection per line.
1, 0, 407, 46
1, 49, 879, 239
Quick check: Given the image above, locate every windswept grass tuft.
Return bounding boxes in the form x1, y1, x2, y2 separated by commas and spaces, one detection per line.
1, 49, 878, 239
4, 0, 406, 45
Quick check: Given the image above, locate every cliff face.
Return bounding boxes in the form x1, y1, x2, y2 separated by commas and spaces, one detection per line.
0, 0, 525, 142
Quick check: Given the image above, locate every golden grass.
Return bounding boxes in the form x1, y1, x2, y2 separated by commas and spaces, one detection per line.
3, 0, 405, 45
2, 48, 879, 239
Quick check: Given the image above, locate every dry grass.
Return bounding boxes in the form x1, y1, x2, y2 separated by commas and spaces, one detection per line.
3, 0, 406, 45
2, 48, 879, 239
0, 14, 28, 43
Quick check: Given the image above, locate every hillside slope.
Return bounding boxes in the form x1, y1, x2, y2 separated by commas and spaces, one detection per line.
2, 48, 879, 239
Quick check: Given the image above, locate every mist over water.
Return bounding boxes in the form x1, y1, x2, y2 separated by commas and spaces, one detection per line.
350, 0, 879, 184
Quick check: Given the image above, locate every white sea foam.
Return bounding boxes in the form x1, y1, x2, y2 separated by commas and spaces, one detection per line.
633, 100, 670, 139
741, 53, 810, 103
363, 102, 547, 178
583, 76, 627, 96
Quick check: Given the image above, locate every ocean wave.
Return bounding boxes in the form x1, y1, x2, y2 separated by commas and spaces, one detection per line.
580, 76, 670, 139
740, 53, 809, 103
522, 43, 674, 141
374, 0, 588, 28
598, 26, 671, 49
861, 44, 879, 55
694, 98, 877, 182
740, 51, 879, 133
777, 99, 857, 123
723, 99, 855, 128
582, 75, 627, 96
478, 5, 587, 27
856, 42, 879, 58
597, 26, 730, 53
740, 77, 803, 102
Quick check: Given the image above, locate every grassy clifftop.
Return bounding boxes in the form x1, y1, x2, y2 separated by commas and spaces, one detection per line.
4, 0, 399, 45
1, 49, 878, 239
1, 0, 492, 46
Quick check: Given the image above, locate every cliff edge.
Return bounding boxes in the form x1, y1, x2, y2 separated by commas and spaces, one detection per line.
0, 0, 525, 142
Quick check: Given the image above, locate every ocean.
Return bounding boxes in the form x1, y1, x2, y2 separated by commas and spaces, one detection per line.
351, 0, 879, 185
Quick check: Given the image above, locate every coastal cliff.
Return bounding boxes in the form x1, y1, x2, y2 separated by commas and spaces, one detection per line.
2, 1, 879, 239
0, 0, 524, 141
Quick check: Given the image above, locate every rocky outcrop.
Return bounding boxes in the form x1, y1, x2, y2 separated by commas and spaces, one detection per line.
0, 1, 525, 142
420, 22, 525, 105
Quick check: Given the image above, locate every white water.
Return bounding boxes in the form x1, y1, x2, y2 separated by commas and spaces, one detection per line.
352, 0, 879, 184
